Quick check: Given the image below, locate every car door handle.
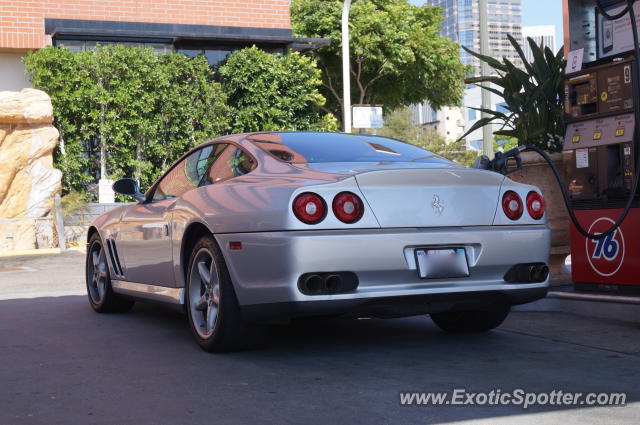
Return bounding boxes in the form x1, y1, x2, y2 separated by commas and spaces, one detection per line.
164, 224, 170, 237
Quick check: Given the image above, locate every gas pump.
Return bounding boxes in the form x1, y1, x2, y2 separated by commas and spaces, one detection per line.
564, 0, 640, 291
475, 0, 640, 292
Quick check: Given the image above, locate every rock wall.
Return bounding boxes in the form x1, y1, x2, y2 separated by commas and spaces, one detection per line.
0, 89, 61, 251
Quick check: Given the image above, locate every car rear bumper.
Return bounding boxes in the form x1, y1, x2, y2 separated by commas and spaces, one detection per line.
239, 287, 548, 323
215, 225, 550, 320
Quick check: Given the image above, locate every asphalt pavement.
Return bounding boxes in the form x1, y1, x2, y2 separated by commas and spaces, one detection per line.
0, 252, 639, 425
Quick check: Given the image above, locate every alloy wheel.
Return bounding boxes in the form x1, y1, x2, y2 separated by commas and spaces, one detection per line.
87, 241, 108, 304
188, 247, 220, 339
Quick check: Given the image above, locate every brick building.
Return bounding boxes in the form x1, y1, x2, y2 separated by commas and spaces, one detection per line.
0, 0, 324, 91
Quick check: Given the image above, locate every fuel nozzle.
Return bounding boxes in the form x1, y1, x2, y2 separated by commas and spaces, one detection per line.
473, 146, 525, 175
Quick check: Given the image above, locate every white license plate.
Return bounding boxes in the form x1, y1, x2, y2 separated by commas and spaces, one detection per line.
414, 248, 469, 279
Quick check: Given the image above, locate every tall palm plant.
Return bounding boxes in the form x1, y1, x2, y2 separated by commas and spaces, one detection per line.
460, 35, 567, 153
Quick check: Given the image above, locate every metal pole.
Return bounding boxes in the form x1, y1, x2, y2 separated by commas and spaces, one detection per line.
479, 0, 494, 157
54, 194, 66, 252
342, 0, 352, 133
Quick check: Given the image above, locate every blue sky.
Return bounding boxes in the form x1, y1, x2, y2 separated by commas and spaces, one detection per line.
410, 0, 564, 49
521, 0, 563, 49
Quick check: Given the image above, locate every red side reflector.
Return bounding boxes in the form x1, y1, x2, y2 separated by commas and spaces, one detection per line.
229, 241, 242, 250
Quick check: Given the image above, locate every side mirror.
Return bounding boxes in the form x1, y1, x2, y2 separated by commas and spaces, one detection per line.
112, 178, 146, 202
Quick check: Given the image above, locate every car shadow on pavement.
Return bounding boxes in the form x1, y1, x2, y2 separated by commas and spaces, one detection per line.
2, 295, 639, 425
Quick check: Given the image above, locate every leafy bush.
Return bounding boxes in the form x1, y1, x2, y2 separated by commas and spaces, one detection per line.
24, 45, 338, 194
24, 45, 229, 192
60, 192, 90, 220
460, 35, 566, 152
219, 46, 337, 133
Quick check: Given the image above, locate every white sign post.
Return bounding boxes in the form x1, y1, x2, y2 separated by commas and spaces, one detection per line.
352, 105, 384, 129
98, 178, 115, 204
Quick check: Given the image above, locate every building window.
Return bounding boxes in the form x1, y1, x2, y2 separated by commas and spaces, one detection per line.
55, 39, 172, 53
175, 43, 283, 67
496, 102, 509, 114
468, 108, 477, 121
469, 139, 484, 151
55, 38, 285, 68
175, 47, 237, 67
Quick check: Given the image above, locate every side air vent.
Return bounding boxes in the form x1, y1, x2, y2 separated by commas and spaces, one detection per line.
106, 239, 124, 277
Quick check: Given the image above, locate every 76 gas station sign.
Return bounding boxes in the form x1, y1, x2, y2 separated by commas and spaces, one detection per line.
571, 209, 639, 285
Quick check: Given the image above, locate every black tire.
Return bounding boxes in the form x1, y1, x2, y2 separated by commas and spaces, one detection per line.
185, 234, 265, 352
430, 304, 510, 333
86, 233, 135, 313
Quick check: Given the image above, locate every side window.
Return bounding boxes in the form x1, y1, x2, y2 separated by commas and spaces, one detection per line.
202, 146, 256, 185
153, 144, 226, 201
184, 145, 215, 186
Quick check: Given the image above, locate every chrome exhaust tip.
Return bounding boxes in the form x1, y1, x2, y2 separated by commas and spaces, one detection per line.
297, 272, 359, 295
531, 264, 549, 282
304, 274, 323, 293
324, 274, 342, 293
504, 263, 549, 284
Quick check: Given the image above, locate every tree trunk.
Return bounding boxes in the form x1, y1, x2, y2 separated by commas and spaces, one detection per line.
134, 141, 142, 185
100, 138, 106, 179
98, 77, 107, 180
100, 107, 106, 179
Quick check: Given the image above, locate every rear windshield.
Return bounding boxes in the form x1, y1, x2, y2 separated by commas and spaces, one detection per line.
248, 132, 451, 164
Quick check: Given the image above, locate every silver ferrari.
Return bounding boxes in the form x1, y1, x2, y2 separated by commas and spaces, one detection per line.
86, 132, 550, 351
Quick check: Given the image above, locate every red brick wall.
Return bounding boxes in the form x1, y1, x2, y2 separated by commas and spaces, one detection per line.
0, 0, 291, 50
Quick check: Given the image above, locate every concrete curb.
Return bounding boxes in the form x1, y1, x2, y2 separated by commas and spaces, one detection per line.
0, 290, 87, 301
0, 245, 86, 258
514, 290, 640, 323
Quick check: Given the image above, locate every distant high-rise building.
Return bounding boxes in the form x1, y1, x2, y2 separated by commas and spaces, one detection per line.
426, 0, 523, 74
412, 1, 524, 147
411, 104, 466, 142
522, 25, 557, 63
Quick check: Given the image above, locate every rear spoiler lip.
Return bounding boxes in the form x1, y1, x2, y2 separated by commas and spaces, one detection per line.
290, 161, 464, 178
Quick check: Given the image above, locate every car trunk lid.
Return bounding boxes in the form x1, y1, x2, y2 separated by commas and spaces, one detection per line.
354, 168, 505, 228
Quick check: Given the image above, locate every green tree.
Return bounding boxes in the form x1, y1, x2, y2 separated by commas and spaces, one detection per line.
219, 46, 337, 133
25, 45, 342, 195
494, 135, 519, 152
375, 107, 477, 167
21, 47, 93, 190
291, 0, 469, 128
24, 45, 230, 193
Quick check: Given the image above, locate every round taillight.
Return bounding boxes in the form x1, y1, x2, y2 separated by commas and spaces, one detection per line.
502, 190, 523, 220
526, 191, 545, 220
332, 191, 364, 224
293, 192, 326, 224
